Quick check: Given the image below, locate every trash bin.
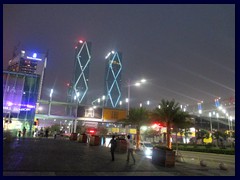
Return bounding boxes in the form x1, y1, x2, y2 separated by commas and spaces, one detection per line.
90, 135, 100, 146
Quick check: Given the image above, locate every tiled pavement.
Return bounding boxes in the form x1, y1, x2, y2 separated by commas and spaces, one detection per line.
3, 138, 235, 176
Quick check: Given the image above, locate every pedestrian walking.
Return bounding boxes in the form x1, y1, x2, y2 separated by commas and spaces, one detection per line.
53, 130, 57, 139
108, 135, 117, 161
126, 135, 135, 164
18, 130, 21, 139
22, 127, 26, 138
45, 128, 49, 138
40, 127, 44, 137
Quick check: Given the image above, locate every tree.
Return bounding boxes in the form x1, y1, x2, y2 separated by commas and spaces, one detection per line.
120, 107, 149, 149
196, 129, 209, 144
142, 128, 159, 142
212, 130, 228, 147
151, 99, 189, 149
173, 111, 193, 144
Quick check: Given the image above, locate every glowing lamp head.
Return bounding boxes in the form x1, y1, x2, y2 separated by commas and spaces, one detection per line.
79, 40, 83, 43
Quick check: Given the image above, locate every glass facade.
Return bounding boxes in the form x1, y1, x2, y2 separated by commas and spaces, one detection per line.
68, 41, 92, 106
104, 51, 122, 108
3, 71, 40, 131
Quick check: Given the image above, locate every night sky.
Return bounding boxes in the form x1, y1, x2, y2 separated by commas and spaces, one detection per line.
3, 4, 235, 110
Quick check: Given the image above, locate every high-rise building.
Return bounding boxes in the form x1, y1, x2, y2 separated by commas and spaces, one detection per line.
67, 40, 92, 115
7, 50, 47, 100
3, 50, 47, 131
104, 51, 122, 108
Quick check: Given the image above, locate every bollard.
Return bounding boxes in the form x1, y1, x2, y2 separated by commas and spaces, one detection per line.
219, 162, 228, 170
200, 160, 207, 167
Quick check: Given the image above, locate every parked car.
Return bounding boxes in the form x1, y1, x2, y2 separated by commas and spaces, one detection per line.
139, 142, 153, 156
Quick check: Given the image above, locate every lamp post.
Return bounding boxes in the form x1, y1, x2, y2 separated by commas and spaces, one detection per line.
127, 79, 146, 114
198, 101, 203, 128
216, 113, 219, 130
102, 95, 106, 107
209, 112, 212, 133
48, 89, 53, 116
73, 92, 80, 133
229, 116, 233, 136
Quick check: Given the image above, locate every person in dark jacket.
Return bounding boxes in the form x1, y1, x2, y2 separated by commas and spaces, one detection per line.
108, 135, 117, 161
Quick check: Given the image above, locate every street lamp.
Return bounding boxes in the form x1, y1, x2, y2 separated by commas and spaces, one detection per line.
147, 100, 150, 106
48, 89, 53, 116
208, 112, 212, 133
216, 113, 219, 130
102, 95, 106, 107
198, 102, 203, 128
229, 116, 233, 134
73, 92, 80, 133
127, 79, 146, 114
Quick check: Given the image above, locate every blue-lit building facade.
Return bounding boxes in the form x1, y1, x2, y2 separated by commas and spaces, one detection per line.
3, 50, 47, 132
67, 40, 92, 115
104, 51, 122, 108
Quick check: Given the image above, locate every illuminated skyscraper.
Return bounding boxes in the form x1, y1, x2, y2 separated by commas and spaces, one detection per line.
104, 51, 122, 108
67, 40, 92, 108
3, 50, 47, 131
7, 50, 47, 100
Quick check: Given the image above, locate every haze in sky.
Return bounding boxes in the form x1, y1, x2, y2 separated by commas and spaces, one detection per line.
3, 4, 235, 110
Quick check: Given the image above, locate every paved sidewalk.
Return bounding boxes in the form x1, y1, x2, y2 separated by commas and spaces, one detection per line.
3, 138, 235, 176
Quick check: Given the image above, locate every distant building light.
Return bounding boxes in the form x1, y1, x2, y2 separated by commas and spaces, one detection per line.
20, 108, 31, 111
105, 52, 111, 59
26, 56, 42, 61
7, 101, 13, 106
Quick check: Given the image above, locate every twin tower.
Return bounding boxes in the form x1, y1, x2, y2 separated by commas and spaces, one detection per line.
67, 40, 122, 108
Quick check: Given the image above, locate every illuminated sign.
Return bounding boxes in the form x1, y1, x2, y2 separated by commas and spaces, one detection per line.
77, 106, 102, 119
129, 129, 136, 134
27, 53, 42, 61
111, 128, 119, 133
85, 108, 94, 117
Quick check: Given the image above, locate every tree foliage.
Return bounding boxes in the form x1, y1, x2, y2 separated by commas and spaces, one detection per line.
151, 99, 190, 149
120, 107, 149, 149
123, 107, 150, 128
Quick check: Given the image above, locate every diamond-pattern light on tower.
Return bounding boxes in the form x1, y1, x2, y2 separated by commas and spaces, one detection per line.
104, 51, 122, 108
69, 40, 91, 105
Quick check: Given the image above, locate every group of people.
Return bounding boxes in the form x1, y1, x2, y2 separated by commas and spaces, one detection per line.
108, 135, 136, 164
18, 126, 26, 138
18, 127, 51, 138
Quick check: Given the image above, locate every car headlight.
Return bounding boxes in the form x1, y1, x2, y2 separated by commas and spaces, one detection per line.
144, 148, 152, 156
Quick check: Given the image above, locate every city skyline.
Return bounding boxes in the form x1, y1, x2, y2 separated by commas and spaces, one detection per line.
3, 4, 235, 110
